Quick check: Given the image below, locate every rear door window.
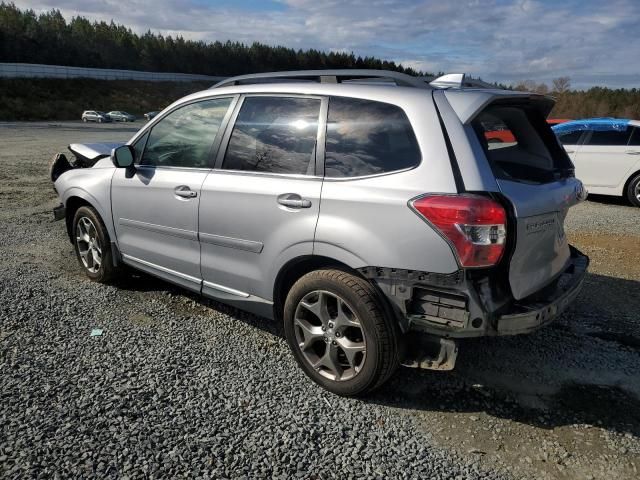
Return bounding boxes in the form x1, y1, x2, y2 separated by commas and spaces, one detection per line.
324, 97, 421, 178
222, 96, 321, 175
472, 104, 572, 184
586, 126, 633, 146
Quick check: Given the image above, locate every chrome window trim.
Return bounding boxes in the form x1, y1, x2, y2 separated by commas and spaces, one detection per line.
133, 164, 212, 173
202, 280, 250, 298
208, 169, 323, 181
121, 254, 201, 285
321, 165, 419, 181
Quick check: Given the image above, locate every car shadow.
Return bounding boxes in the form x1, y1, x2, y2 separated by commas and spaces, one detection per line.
115, 269, 640, 437
586, 194, 630, 207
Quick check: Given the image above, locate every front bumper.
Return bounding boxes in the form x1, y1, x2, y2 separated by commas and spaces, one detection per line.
495, 247, 589, 335
53, 203, 66, 221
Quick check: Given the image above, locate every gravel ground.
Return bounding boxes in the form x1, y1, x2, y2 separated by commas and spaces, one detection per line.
1, 121, 639, 479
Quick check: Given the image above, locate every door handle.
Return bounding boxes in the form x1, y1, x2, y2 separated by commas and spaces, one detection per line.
174, 185, 197, 198
625, 150, 640, 155
277, 193, 312, 209
564, 150, 575, 154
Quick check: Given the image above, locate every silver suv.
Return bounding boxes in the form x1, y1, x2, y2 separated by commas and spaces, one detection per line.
82, 110, 111, 123
52, 70, 589, 396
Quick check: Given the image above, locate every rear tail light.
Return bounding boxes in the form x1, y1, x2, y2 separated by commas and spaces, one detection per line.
410, 194, 507, 267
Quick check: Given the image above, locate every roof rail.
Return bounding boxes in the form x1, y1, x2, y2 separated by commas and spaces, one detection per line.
428, 73, 497, 89
211, 69, 431, 89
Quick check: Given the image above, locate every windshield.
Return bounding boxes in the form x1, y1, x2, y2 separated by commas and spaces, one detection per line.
472, 103, 573, 184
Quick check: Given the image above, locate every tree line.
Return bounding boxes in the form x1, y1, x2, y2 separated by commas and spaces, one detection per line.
514, 78, 640, 119
0, 2, 423, 76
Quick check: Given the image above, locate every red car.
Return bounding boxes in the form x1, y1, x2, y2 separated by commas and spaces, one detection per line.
547, 118, 572, 127
483, 118, 572, 145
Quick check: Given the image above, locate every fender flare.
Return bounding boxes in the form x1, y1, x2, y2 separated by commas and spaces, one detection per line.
62, 187, 117, 243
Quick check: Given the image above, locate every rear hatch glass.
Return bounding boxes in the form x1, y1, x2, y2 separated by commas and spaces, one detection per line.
471, 102, 581, 300
472, 103, 573, 184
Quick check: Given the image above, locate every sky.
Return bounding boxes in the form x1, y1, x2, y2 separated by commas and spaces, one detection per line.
14, 0, 640, 89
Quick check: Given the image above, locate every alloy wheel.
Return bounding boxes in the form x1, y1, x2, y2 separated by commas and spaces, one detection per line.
76, 217, 102, 273
293, 290, 367, 381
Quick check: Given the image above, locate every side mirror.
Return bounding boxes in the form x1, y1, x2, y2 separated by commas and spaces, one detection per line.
111, 145, 135, 168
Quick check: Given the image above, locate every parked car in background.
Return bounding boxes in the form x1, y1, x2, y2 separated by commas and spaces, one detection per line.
107, 111, 136, 122
82, 111, 111, 123
547, 118, 572, 127
144, 111, 160, 121
51, 70, 588, 396
553, 118, 640, 206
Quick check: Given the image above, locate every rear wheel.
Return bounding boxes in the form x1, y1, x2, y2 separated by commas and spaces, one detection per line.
283, 269, 399, 396
72, 206, 121, 283
625, 173, 640, 207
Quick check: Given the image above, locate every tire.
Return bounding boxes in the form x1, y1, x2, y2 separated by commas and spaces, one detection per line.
625, 173, 640, 207
98, 118, 103, 123
82, 117, 87, 122
283, 269, 400, 396
72, 206, 121, 283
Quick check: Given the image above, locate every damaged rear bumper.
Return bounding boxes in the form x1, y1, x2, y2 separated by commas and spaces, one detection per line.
361, 246, 589, 339
495, 247, 588, 335
364, 247, 588, 371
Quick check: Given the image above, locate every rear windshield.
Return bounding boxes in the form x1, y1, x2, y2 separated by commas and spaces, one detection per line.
472, 103, 573, 184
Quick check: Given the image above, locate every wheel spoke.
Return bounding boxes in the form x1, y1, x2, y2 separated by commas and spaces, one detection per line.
91, 248, 101, 268
78, 248, 89, 263
337, 337, 366, 369
299, 292, 330, 325
313, 344, 343, 380
333, 298, 360, 329
294, 317, 324, 350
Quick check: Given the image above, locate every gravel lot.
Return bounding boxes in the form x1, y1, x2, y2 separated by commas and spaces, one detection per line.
1, 121, 639, 479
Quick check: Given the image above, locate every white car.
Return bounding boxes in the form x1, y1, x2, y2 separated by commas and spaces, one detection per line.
553, 118, 640, 206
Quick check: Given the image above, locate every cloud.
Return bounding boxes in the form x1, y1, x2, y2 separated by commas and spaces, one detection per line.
13, 0, 640, 88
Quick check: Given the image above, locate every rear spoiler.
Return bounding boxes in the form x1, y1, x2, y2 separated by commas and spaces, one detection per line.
428, 73, 555, 124
440, 89, 555, 124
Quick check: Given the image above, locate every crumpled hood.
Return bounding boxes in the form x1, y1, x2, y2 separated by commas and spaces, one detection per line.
69, 142, 124, 165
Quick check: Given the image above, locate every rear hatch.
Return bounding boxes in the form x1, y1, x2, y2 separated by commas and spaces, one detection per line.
439, 90, 584, 300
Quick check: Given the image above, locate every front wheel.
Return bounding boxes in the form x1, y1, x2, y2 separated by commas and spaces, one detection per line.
626, 173, 640, 207
72, 206, 121, 283
283, 269, 399, 396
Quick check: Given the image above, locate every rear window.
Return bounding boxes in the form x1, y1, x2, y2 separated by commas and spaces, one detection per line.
472, 104, 572, 184
324, 97, 420, 178
586, 126, 633, 146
